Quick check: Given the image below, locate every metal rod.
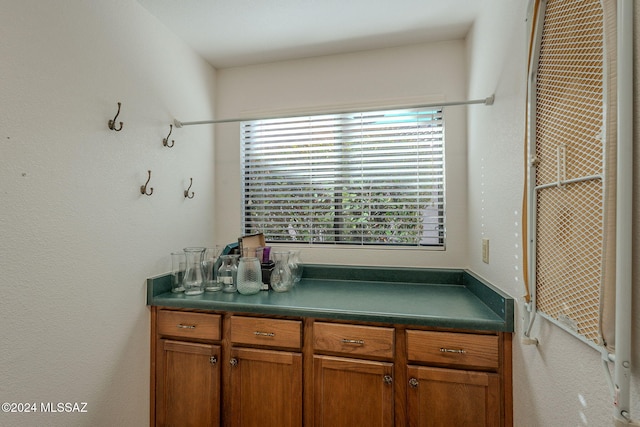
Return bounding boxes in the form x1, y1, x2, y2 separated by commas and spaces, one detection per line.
613, 0, 633, 423
173, 95, 495, 127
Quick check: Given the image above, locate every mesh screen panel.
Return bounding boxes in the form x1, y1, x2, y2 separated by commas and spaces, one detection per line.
534, 0, 605, 344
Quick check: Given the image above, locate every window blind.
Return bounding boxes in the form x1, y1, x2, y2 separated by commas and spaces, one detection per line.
240, 108, 445, 247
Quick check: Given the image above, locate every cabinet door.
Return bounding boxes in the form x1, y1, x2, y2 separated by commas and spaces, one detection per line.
156, 339, 221, 427
229, 347, 302, 427
407, 365, 500, 427
313, 355, 394, 427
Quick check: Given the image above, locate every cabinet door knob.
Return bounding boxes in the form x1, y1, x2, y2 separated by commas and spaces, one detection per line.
383, 375, 393, 385
409, 378, 419, 388
229, 358, 238, 367
209, 356, 217, 365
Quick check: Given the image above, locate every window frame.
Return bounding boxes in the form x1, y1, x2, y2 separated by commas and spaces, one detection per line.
240, 107, 446, 248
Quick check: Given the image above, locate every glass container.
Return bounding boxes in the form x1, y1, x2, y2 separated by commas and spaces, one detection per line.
182, 247, 205, 295
236, 256, 262, 295
203, 246, 222, 292
218, 254, 239, 293
170, 251, 185, 293
270, 251, 293, 292
288, 250, 303, 285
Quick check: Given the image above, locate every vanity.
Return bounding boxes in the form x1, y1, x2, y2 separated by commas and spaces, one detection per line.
147, 265, 514, 427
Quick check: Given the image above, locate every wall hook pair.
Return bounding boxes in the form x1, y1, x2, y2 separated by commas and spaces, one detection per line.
108, 102, 123, 131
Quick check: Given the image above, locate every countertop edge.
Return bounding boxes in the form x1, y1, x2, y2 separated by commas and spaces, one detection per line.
147, 265, 514, 333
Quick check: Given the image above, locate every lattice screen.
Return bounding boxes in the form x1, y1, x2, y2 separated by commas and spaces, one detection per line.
533, 0, 607, 345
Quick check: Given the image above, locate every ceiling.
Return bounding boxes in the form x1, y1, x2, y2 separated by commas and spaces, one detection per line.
136, 0, 482, 68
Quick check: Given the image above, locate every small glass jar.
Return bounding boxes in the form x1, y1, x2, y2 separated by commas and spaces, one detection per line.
236, 256, 262, 295
270, 251, 293, 292
218, 254, 239, 293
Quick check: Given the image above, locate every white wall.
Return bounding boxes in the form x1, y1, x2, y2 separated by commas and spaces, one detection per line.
215, 41, 470, 268
466, 1, 640, 426
0, 1, 217, 426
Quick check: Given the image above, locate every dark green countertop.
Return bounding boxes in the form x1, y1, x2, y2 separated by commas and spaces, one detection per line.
147, 264, 514, 332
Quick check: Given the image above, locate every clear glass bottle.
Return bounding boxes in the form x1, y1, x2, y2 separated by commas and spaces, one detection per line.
236, 256, 262, 295
288, 250, 303, 285
170, 251, 185, 293
270, 251, 293, 292
182, 247, 205, 295
218, 254, 239, 293
203, 246, 222, 292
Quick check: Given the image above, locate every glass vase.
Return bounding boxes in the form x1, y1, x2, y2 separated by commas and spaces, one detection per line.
236, 256, 262, 295
288, 250, 303, 285
182, 247, 205, 295
270, 251, 293, 292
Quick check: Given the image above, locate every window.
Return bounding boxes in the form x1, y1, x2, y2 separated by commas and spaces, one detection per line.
240, 107, 445, 247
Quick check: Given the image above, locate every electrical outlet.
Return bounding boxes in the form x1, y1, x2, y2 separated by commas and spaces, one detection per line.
482, 238, 490, 264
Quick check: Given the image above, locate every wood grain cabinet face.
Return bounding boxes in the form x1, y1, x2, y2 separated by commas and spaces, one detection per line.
406, 365, 500, 427
228, 316, 303, 427
151, 310, 511, 427
230, 316, 301, 349
313, 322, 395, 359
156, 339, 220, 427
228, 347, 302, 427
407, 330, 499, 370
313, 355, 394, 427
157, 310, 221, 341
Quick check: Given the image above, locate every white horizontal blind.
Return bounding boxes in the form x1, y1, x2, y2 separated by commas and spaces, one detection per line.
240, 108, 445, 246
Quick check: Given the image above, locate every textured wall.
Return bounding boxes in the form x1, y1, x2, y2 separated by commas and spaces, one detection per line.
0, 1, 217, 425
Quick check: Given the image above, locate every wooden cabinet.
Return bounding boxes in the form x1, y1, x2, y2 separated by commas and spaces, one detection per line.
154, 310, 222, 427
313, 355, 394, 427
406, 365, 500, 427
228, 316, 302, 427
405, 329, 505, 427
312, 322, 395, 427
151, 308, 512, 427
228, 347, 302, 427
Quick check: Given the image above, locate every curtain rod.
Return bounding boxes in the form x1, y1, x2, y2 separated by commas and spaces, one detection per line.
173, 95, 495, 128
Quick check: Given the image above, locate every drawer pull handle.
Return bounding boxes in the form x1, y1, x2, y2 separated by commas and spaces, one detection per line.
177, 324, 196, 329
254, 331, 275, 337
341, 339, 365, 345
440, 347, 466, 354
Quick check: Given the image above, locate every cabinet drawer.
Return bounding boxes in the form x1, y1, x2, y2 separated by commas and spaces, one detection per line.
406, 330, 499, 370
230, 316, 302, 349
313, 322, 395, 359
157, 310, 221, 341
